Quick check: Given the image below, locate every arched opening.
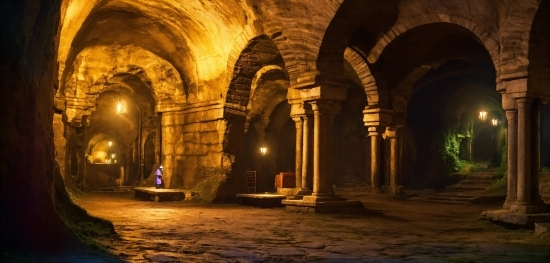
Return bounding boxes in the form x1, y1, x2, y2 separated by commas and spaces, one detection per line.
377, 22, 499, 189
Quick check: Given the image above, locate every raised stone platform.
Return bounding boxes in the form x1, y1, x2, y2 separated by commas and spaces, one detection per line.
236, 193, 286, 208
481, 209, 550, 229
282, 196, 365, 214
134, 187, 185, 202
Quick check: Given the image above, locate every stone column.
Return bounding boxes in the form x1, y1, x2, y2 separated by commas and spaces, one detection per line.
466, 137, 473, 161
386, 127, 401, 195
515, 98, 532, 206
511, 98, 546, 214
301, 115, 313, 193
160, 111, 185, 189
80, 115, 89, 189
367, 127, 384, 193
305, 100, 338, 200
531, 100, 542, 204
293, 116, 303, 190
363, 108, 392, 194
504, 109, 518, 209
156, 112, 162, 164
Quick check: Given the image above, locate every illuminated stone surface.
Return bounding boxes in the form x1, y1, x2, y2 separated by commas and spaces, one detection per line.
1, 0, 549, 260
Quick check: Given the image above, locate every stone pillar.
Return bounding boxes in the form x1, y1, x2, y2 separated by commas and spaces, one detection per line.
303, 100, 338, 200
511, 98, 547, 214
293, 116, 303, 190
363, 108, 392, 194
367, 127, 383, 193
301, 115, 313, 193
466, 137, 473, 161
515, 98, 532, 205
80, 116, 89, 189
504, 109, 518, 209
160, 110, 185, 189
531, 100, 542, 204
156, 112, 162, 164
386, 127, 401, 195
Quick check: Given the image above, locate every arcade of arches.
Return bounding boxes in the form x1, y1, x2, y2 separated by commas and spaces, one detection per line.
1, 0, 549, 258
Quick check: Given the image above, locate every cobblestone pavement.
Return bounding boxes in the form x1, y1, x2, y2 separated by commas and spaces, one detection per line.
75, 191, 550, 262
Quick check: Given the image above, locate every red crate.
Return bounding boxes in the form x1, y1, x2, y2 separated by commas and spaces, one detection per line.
275, 172, 296, 189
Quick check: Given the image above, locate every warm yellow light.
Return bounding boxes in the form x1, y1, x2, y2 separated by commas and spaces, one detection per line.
260, 147, 267, 156
108, 140, 112, 147
116, 97, 127, 116
111, 153, 115, 159
492, 119, 498, 126
479, 110, 487, 121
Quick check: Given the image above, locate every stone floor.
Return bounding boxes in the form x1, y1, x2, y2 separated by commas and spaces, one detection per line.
59, 190, 550, 262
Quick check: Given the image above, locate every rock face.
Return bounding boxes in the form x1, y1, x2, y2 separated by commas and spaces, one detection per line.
0, 0, 70, 253
1, 0, 549, 254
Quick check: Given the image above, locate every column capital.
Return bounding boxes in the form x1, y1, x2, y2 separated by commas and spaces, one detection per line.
385, 126, 399, 138
515, 97, 534, 106
299, 84, 348, 102
363, 108, 393, 127
309, 100, 340, 115
367, 126, 385, 136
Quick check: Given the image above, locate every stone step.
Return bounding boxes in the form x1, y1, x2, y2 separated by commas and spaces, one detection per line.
420, 198, 470, 205
445, 184, 488, 192
428, 195, 473, 201
460, 178, 494, 182
433, 192, 477, 198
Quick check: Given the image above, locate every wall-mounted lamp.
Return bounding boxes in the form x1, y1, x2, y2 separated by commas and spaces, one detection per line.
492, 119, 498, 126
260, 147, 267, 156
108, 140, 112, 147
479, 110, 487, 121
116, 96, 127, 116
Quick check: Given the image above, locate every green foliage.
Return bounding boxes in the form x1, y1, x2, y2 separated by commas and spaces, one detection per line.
542, 167, 550, 172
487, 173, 508, 195
440, 129, 461, 173
496, 137, 508, 177
455, 160, 481, 175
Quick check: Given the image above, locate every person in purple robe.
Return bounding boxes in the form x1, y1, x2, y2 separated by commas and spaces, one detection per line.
155, 166, 163, 189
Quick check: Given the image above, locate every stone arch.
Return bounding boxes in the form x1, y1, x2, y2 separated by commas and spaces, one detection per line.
499, 0, 542, 80
343, 47, 382, 107
367, 14, 500, 77
247, 65, 290, 130
527, 0, 550, 97
392, 66, 434, 115
224, 35, 284, 114
61, 45, 186, 122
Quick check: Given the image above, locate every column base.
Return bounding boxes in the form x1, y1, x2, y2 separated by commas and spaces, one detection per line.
293, 188, 312, 196
510, 202, 548, 214
282, 195, 365, 214
388, 186, 405, 195
303, 194, 342, 203
365, 187, 381, 194
481, 209, 550, 229
502, 198, 516, 209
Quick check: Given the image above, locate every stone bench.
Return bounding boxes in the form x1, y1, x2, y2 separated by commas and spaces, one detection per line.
133, 187, 185, 202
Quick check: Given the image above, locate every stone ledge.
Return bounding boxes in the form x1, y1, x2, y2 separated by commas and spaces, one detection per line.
481, 209, 550, 229
133, 187, 185, 202
282, 198, 365, 214
236, 193, 286, 208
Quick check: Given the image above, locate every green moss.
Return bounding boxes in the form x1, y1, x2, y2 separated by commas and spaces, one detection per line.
440, 128, 461, 174
190, 167, 229, 203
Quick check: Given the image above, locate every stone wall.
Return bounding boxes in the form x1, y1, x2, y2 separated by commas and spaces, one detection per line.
161, 103, 233, 194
